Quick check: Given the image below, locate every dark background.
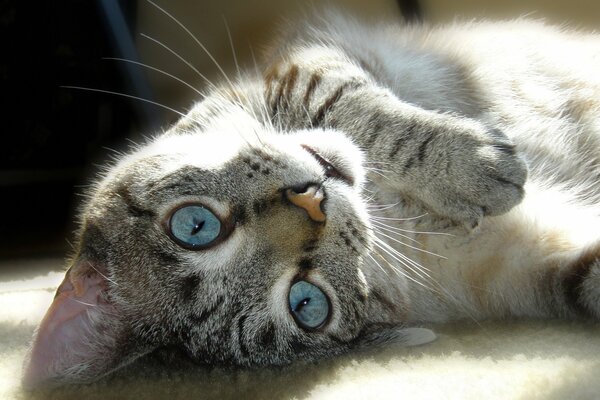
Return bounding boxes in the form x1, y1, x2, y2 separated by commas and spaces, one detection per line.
0, 1, 143, 258
0, 0, 422, 260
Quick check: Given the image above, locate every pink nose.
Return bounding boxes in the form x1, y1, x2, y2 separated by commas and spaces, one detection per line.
285, 184, 326, 222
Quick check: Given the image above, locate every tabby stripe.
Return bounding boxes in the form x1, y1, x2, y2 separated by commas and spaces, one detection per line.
257, 321, 276, 347
303, 73, 322, 110
264, 66, 279, 108
271, 65, 299, 119
180, 274, 202, 302
237, 315, 250, 359
311, 82, 353, 127
188, 295, 224, 325
116, 185, 155, 218
388, 121, 417, 159
563, 247, 599, 315
417, 133, 434, 162
370, 288, 399, 314
403, 156, 416, 173
364, 111, 384, 149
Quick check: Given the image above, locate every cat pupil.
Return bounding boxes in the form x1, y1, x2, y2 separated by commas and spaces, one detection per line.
191, 220, 205, 235
295, 298, 311, 312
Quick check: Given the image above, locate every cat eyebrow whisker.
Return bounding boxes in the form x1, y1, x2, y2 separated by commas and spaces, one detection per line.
145, 0, 234, 90
144, 0, 267, 147
139, 33, 219, 92
60, 86, 205, 127
103, 57, 206, 99
248, 43, 275, 132
222, 15, 241, 80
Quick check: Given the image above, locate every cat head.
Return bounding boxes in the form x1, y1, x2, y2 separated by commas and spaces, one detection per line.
22, 95, 433, 388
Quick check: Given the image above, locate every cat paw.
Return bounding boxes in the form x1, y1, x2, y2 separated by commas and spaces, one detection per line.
416, 124, 527, 229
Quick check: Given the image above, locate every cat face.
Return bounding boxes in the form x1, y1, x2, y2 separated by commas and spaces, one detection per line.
25, 103, 410, 386
95, 113, 373, 366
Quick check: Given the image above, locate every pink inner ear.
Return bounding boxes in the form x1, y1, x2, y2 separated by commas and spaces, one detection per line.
22, 266, 114, 389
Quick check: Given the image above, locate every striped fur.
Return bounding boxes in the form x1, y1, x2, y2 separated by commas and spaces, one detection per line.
24, 13, 600, 386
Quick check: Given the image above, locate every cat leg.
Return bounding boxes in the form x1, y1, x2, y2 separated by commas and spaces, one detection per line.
263, 45, 527, 229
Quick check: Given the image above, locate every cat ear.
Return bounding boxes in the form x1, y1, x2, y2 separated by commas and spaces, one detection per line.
22, 257, 153, 389
352, 324, 436, 350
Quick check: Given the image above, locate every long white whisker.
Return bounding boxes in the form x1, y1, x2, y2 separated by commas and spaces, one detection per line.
375, 238, 435, 277
61, 86, 194, 122
222, 15, 241, 78
145, 0, 236, 90
371, 219, 455, 237
103, 57, 205, 97
139, 33, 219, 92
367, 253, 389, 277
370, 213, 428, 222
367, 202, 399, 211
375, 228, 447, 259
372, 243, 433, 290
371, 222, 422, 245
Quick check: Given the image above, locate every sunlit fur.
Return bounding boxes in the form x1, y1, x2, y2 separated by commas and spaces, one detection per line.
24, 9, 600, 386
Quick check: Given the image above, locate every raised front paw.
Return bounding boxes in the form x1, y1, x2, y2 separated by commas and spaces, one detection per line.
409, 121, 528, 229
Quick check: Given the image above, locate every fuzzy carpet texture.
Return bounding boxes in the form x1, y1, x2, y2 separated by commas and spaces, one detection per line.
1, 257, 599, 400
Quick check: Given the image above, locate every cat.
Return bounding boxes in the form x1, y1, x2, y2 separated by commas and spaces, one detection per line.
22, 8, 600, 389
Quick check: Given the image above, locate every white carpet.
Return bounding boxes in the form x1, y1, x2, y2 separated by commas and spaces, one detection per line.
2, 258, 600, 400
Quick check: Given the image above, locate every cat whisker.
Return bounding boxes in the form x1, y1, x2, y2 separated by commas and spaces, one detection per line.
60, 86, 201, 125
374, 228, 447, 259
367, 253, 389, 277
371, 221, 423, 246
372, 243, 435, 291
144, 0, 266, 146
103, 57, 205, 98
370, 213, 429, 222
364, 168, 393, 182
222, 15, 241, 79
366, 202, 400, 211
145, 0, 233, 90
364, 166, 392, 174
374, 238, 435, 277
374, 238, 481, 323
362, 161, 395, 165
371, 219, 455, 237
139, 33, 219, 92
85, 263, 119, 287
247, 43, 275, 131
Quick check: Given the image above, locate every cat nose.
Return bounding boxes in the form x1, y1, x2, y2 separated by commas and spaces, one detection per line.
285, 184, 326, 222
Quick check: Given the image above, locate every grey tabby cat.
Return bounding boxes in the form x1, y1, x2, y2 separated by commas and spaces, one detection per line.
23, 8, 600, 388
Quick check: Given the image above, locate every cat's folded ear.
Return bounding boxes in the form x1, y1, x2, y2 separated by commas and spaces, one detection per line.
351, 324, 436, 350
22, 256, 154, 389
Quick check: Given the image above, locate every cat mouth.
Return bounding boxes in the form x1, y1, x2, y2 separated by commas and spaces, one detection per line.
301, 145, 355, 186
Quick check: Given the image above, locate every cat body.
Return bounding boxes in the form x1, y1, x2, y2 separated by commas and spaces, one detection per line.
23, 12, 600, 387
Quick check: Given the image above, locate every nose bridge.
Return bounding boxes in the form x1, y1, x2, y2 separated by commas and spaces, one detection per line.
285, 184, 326, 222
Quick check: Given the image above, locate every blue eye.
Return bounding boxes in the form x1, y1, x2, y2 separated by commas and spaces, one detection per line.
169, 205, 222, 248
289, 280, 330, 329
